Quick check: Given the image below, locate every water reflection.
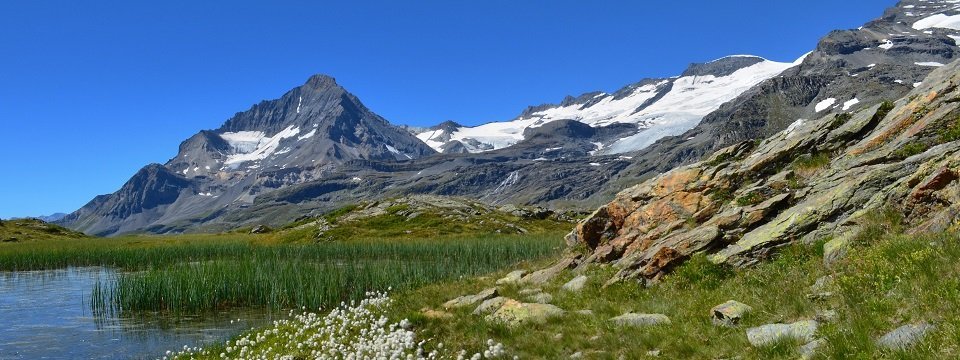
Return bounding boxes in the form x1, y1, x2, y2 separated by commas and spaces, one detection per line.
0, 267, 276, 359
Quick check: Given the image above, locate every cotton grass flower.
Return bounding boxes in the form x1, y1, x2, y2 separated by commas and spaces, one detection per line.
167, 291, 508, 360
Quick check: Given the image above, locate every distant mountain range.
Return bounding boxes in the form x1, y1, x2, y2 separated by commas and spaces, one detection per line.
59, 0, 960, 236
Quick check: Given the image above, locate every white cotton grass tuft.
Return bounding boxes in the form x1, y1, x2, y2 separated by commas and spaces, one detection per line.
165, 291, 508, 360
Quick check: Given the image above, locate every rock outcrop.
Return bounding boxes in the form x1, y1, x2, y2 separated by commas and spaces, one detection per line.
565, 59, 960, 284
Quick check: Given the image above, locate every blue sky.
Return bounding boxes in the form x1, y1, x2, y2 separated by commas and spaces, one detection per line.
0, 0, 890, 218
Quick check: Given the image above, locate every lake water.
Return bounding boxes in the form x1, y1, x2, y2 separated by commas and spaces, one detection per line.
0, 267, 276, 359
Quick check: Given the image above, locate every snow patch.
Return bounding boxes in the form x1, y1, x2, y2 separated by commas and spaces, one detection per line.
879, 39, 894, 50
914, 82, 924, 88
386, 145, 413, 159
815, 98, 837, 112
913, 13, 960, 31
297, 96, 302, 114
589, 162, 601, 167
842, 98, 860, 111
297, 129, 317, 141
915, 61, 945, 67
418, 54, 801, 155
221, 125, 300, 168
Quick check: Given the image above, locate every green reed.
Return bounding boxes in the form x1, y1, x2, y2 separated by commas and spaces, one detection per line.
80, 234, 561, 314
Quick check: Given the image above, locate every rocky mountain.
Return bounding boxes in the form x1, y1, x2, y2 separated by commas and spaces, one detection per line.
416, 55, 802, 155
60, 0, 960, 236
59, 75, 436, 236
562, 54, 960, 285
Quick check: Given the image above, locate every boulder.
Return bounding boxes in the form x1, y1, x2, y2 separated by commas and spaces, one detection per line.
562, 275, 589, 292
799, 339, 825, 360
518, 288, 543, 296
496, 270, 527, 285
486, 300, 564, 326
746, 320, 819, 347
876, 322, 936, 350
823, 234, 852, 268
711, 300, 753, 327
250, 225, 272, 234
527, 292, 553, 304
421, 308, 453, 320
609, 313, 671, 327
521, 256, 579, 285
443, 288, 498, 309
473, 297, 510, 315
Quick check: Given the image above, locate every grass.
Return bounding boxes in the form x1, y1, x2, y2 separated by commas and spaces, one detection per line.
339, 211, 958, 359
791, 152, 831, 178
90, 234, 564, 314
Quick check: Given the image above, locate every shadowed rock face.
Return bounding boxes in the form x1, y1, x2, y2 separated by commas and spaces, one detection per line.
565, 59, 960, 284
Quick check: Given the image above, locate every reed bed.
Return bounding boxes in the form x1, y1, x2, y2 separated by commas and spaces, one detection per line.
75, 234, 562, 314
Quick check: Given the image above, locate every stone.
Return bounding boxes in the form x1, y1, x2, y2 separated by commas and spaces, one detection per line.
823, 234, 852, 268
250, 225, 272, 234
527, 292, 553, 304
562, 275, 589, 292
711, 300, 753, 327
496, 270, 527, 285
473, 297, 509, 315
570, 351, 583, 359
421, 308, 453, 320
815, 310, 838, 323
518, 288, 543, 296
521, 256, 579, 285
609, 313, 671, 327
799, 339, 825, 360
876, 322, 936, 350
746, 320, 819, 347
485, 300, 564, 326
809, 275, 835, 293
646, 349, 661, 357
443, 288, 498, 309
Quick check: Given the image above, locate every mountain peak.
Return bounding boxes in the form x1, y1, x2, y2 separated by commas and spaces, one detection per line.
303, 74, 339, 89
681, 55, 767, 77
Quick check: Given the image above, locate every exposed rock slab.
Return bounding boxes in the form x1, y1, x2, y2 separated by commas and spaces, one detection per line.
746, 320, 818, 347
711, 300, 753, 327
609, 313, 671, 327
876, 322, 936, 350
486, 300, 564, 326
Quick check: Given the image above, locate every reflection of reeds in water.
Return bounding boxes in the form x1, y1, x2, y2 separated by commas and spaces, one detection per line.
88, 235, 560, 314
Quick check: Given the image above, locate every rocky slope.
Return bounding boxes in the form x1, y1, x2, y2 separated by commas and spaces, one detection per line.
564, 56, 960, 284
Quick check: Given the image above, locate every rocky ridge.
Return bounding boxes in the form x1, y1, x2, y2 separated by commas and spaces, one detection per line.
562, 57, 960, 284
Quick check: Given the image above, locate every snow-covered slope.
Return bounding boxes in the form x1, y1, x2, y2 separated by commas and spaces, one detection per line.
418, 55, 804, 155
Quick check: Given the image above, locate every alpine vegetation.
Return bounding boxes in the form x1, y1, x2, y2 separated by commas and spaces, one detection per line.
164, 291, 508, 360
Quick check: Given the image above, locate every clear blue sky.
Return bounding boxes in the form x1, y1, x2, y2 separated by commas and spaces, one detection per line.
0, 0, 890, 218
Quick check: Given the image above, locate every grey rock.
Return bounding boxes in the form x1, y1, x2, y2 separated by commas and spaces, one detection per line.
473, 297, 510, 315
518, 288, 542, 296
485, 300, 564, 326
876, 322, 936, 350
609, 313, 671, 327
527, 292, 553, 304
799, 339, 825, 360
823, 233, 853, 268
250, 225, 272, 234
711, 300, 753, 327
746, 320, 819, 347
496, 270, 527, 285
443, 288, 498, 309
562, 275, 589, 292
